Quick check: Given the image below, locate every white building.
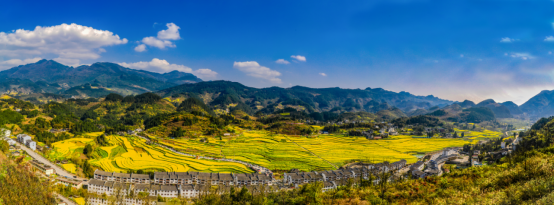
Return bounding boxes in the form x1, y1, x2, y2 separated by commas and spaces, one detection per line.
1, 129, 10, 138
27, 141, 36, 151
17, 134, 32, 145
6, 139, 16, 146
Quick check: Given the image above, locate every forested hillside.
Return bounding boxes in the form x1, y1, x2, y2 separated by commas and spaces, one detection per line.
155, 80, 453, 116
0, 60, 202, 97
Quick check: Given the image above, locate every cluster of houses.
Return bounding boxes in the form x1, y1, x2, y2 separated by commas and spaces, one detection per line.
411, 148, 459, 179
16, 134, 36, 151
284, 159, 408, 190
93, 170, 273, 187
88, 169, 275, 203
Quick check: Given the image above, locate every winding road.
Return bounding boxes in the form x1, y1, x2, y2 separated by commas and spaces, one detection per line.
10, 139, 74, 178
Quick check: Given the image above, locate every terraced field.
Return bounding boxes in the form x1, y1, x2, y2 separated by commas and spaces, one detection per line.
50, 138, 94, 160
48, 128, 503, 173
158, 137, 225, 158
88, 135, 253, 173
290, 135, 418, 166
222, 129, 336, 171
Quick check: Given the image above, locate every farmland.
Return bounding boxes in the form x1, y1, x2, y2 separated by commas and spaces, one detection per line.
88, 135, 253, 173
48, 128, 503, 174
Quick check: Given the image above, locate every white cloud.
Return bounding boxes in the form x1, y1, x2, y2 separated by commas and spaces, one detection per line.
319, 73, 327, 76
545, 36, 554, 42
0, 23, 127, 66
157, 23, 180, 40
509, 52, 535, 60
141, 37, 175, 49
137, 23, 180, 51
500, 37, 518, 43
275, 59, 290, 64
290, 55, 306, 62
119, 58, 217, 79
0, 57, 42, 70
233, 61, 282, 83
460, 54, 464, 58
134, 44, 146, 52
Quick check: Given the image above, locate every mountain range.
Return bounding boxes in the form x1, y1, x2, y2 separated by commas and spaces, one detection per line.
3, 59, 554, 120
0, 59, 202, 96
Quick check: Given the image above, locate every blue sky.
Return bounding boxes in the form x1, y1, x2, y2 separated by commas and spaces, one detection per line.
2, 0, 554, 104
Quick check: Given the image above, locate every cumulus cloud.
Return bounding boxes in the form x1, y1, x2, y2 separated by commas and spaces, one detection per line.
137, 23, 180, 51
509, 52, 535, 60
141, 37, 175, 49
500, 37, 518, 43
545, 36, 554, 42
134, 44, 146, 52
275, 59, 290, 64
157, 23, 181, 40
0, 57, 42, 70
319, 73, 327, 76
119, 58, 217, 79
233, 61, 282, 83
290, 55, 306, 62
0, 23, 127, 66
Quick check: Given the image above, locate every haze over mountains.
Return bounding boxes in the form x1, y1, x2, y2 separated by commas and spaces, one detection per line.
1, 60, 554, 120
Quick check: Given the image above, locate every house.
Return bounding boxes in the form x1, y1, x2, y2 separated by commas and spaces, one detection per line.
56, 178, 84, 189
27, 141, 36, 151
180, 184, 200, 198
389, 159, 407, 170
30, 160, 55, 175
373, 136, 382, 140
130, 173, 150, 184
412, 170, 426, 179
94, 170, 115, 181
410, 161, 424, 171
425, 127, 433, 133
387, 128, 398, 135
223, 133, 231, 136
156, 185, 179, 198
322, 181, 337, 192
17, 134, 32, 145
113, 172, 131, 183
11, 151, 20, 156
133, 184, 152, 196
1, 129, 11, 138
6, 139, 16, 146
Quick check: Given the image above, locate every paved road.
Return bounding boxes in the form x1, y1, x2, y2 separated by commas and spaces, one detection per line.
13, 140, 74, 178
56, 193, 76, 205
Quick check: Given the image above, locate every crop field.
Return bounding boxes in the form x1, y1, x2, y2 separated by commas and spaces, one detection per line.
62, 163, 77, 173
48, 127, 504, 174
50, 138, 94, 160
88, 135, 253, 173
289, 135, 419, 166
222, 129, 336, 171
454, 129, 503, 140
158, 137, 225, 158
